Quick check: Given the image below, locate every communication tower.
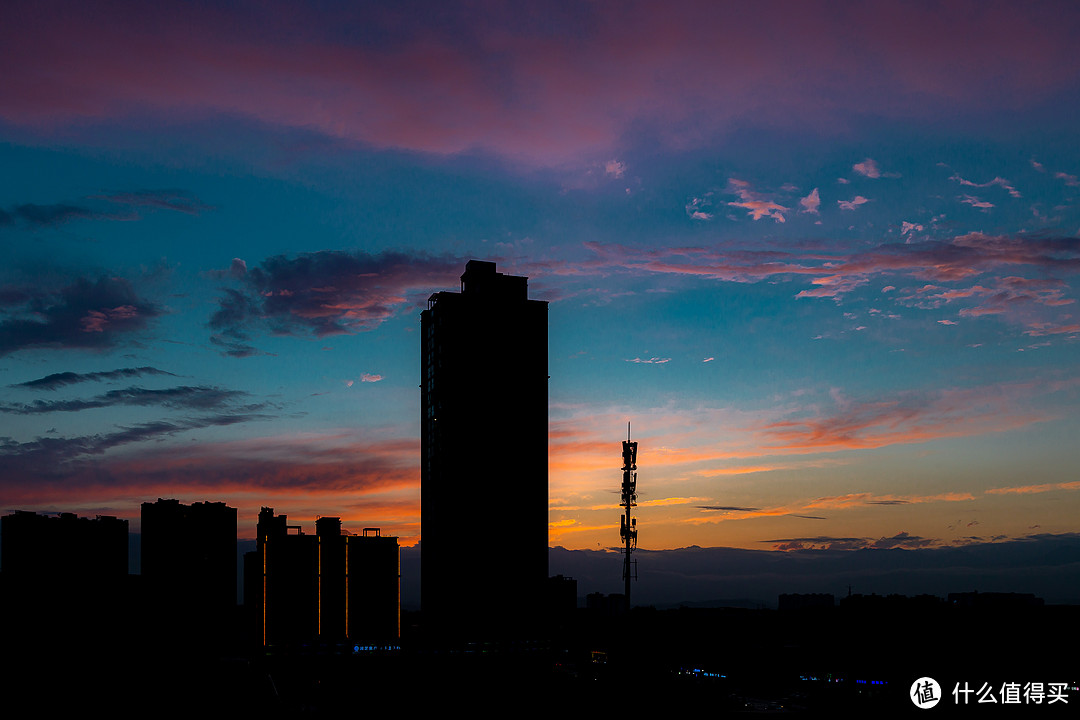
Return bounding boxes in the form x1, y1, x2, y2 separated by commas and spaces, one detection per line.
620, 423, 638, 608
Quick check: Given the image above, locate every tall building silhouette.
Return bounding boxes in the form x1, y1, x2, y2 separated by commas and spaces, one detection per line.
421, 260, 548, 640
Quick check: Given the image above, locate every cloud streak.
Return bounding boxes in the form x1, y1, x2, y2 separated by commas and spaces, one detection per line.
11, 366, 176, 390
95, 189, 213, 215
757, 383, 1053, 452
0, 429, 418, 510
0, 385, 256, 414
570, 234, 1080, 330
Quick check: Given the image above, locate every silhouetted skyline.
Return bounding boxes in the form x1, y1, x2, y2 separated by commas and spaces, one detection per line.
4, 4, 1080, 712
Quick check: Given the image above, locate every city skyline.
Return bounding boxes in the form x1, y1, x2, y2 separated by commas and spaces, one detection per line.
2, 1, 1079, 581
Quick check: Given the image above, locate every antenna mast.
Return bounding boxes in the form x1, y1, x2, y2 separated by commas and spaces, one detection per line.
620, 423, 638, 610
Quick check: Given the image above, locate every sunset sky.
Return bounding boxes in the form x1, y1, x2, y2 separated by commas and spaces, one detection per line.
2, 0, 1079, 557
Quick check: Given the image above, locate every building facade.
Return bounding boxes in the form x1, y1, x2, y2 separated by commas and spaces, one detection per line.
141, 498, 237, 617
0, 510, 131, 653
245, 508, 400, 648
421, 260, 549, 641
1, 509, 128, 578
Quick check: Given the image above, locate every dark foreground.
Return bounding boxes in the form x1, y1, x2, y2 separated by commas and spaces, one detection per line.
3, 589, 1077, 716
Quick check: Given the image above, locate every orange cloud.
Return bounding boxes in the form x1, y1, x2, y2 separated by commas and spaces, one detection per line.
986, 481, 1080, 495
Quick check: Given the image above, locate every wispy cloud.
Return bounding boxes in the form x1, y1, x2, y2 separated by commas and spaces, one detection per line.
853, 158, 881, 178
572, 234, 1080, 322
805, 492, 974, 509
685, 195, 714, 220
764, 531, 936, 551
0, 203, 131, 227
757, 382, 1054, 452
901, 221, 924, 237
11, 366, 176, 390
95, 189, 213, 215
949, 173, 1021, 198
838, 195, 870, 211
725, 179, 788, 223
960, 194, 994, 210
604, 160, 626, 178
0, 385, 257, 415
1054, 172, 1080, 187
986, 481, 1080, 495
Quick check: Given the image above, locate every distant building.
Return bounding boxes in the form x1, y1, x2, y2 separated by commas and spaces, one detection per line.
245, 508, 399, 647
141, 498, 237, 618
421, 260, 549, 641
586, 592, 627, 616
0, 510, 131, 652
548, 574, 578, 615
1, 509, 127, 578
778, 593, 835, 611
947, 591, 1043, 609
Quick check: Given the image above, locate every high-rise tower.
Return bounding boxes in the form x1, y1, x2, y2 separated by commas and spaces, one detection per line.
421, 260, 548, 641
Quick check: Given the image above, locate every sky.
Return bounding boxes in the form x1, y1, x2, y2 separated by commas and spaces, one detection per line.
2, 1, 1079, 567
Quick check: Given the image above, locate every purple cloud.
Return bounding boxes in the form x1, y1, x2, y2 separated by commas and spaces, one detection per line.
0, 276, 161, 356
209, 250, 463, 354
5, 2, 1077, 167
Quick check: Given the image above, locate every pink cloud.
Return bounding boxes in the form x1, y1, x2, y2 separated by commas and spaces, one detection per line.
799, 188, 821, 214
838, 195, 870, 211
901, 222, 924, 237
960, 194, 995, 210
569, 234, 1080, 315
79, 305, 140, 333
1055, 172, 1080, 187
756, 382, 1056, 452
605, 160, 626, 178
5, 2, 1077, 166
1024, 322, 1080, 336
725, 178, 788, 222
853, 158, 881, 178
950, 173, 1021, 198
